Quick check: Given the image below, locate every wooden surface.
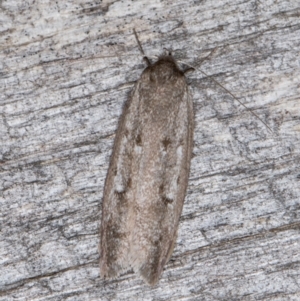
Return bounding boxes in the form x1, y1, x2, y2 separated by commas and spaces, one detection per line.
1, 0, 300, 300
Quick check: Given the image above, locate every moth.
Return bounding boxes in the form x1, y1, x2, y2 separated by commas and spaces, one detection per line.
99, 30, 194, 285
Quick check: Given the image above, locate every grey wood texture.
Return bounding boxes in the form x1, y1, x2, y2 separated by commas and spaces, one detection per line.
1, 0, 300, 300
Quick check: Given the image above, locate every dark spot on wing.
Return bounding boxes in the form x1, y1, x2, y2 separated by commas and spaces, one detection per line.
114, 190, 126, 201
159, 184, 164, 195
136, 134, 142, 146
162, 196, 173, 204
127, 177, 132, 188
159, 183, 173, 204
162, 137, 171, 150
106, 219, 126, 264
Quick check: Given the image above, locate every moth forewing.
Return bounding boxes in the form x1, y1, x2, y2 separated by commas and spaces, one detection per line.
100, 53, 194, 285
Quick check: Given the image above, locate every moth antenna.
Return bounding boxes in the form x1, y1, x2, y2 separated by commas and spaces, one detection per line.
184, 67, 195, 74
176, 60, 195, 74
133, 29, 151, 66
198, 68, 274, 134
193, 47, 274, 134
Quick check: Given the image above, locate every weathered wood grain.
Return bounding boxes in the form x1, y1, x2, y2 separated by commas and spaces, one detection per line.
0, 0, 299, 300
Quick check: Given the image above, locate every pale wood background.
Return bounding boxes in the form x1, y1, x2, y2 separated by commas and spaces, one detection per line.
1, 0, 300, 300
